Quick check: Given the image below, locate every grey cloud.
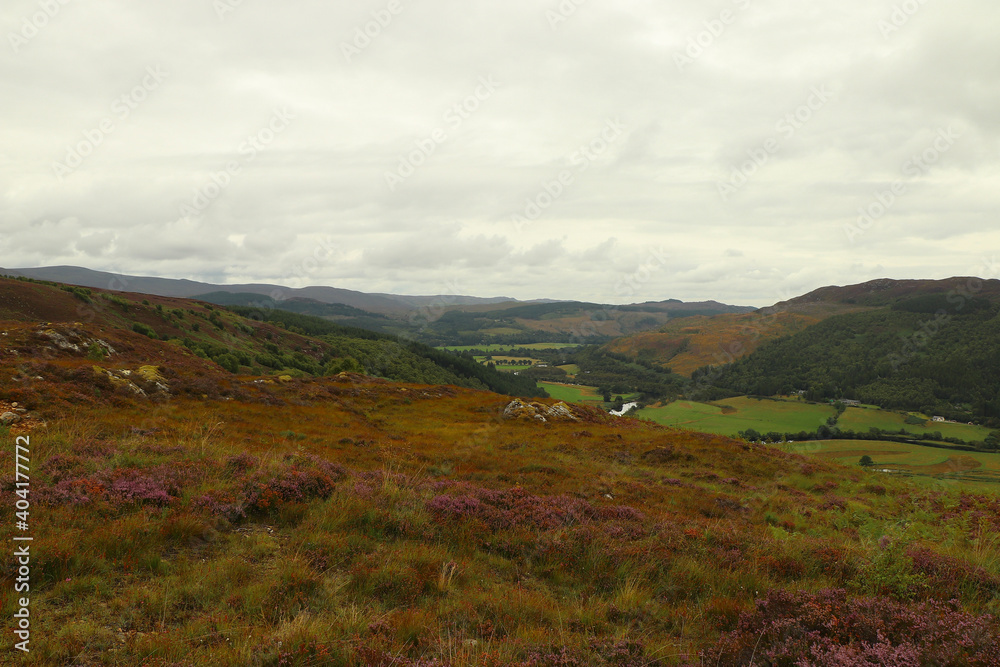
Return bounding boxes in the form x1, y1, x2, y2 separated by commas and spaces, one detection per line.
0, 0, 997, 307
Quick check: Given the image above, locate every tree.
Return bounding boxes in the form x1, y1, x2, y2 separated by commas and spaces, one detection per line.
859, 455, 874, 467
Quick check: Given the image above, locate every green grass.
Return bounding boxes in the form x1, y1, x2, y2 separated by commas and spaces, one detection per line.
779, 439, 1000, 492
839, 407, 993, 442
538, 382, 604, 403
557, 364, 580, 376
637, 397, 836, 436
637, 398, 996, 444
537, 382, 641, 405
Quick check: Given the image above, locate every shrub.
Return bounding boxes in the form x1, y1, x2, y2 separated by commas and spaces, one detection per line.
241, 456, 347, 513
131, 323, 156, 339
699, 588, 1000, 666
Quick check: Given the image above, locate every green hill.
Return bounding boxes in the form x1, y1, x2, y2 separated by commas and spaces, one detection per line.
699, 292, 1000, 426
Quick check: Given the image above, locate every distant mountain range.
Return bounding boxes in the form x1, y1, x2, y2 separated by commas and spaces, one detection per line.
0, 265, 531, 315
0, 266, 754, 339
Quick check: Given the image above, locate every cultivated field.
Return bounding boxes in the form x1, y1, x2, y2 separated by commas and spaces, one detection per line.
780, 439, 1000, 492
637, 398, 996, 444
537, 381, 605, 403
839, 406, 994, 442
637, 397, 836, 436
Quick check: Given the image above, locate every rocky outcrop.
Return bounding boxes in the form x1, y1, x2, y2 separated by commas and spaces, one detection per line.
502, 399, 580, 423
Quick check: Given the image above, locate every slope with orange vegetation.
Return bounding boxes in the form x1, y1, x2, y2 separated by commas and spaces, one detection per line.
1, 282, 998, 665
603, 303, 870, 376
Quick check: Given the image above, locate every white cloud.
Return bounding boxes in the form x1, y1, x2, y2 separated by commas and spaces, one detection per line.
0, 0, 997, 308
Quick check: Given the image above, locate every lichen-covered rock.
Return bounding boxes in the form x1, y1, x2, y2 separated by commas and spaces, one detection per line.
1, 411, 20, 425
545, 402, 580, 422
503, 399, 579, 423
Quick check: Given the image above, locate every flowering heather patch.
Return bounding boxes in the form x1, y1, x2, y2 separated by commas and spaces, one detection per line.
426, 484, 644, 532
191, 491, 247, 522
937, 492, 1000, 532
907, 546, 1000, 601
70, 438, 119, 459
37, 463, 197, 507
224, 452, 259, 475
699, 588, 1000, 667
39, 453, 88, 483
103, 464, 195, 505
241, 455, 347, 512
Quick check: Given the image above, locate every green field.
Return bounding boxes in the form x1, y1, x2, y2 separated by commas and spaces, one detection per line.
538, 382, 605, 403
636, 398, 996, 444
537, 382, 640, 405
636, 397, 836, 436
780, 439, 1000, 492
839, 407, 993, 442
440, 343, 582, 352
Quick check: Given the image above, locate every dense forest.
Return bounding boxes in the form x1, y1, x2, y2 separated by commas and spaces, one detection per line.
697, 295, 1000, 426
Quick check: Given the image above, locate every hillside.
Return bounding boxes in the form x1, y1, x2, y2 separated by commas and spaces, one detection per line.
701, 293, 1000, 426
771, 276, 1000, 310
602, 305, 864, 376
1, 278, 999, 664
415, 300, 753, 347
605, 277, 1000, 381
0, 277, 544, 399
0, 266, 512, 316
1, 266, 754, 347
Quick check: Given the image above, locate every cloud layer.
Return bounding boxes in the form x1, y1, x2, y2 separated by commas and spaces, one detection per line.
2, 0, 998, 306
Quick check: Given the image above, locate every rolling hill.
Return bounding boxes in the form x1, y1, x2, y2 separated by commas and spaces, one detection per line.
1, 276, 998, 664
0, 266, 522, 316
0, 276, 544, 400
701, 286, 1000, 425
0, 266, 755, 347
603, 277, 1000, 379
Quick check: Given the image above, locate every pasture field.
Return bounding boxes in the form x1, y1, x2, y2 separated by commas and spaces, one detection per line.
839, 407, 993, 442
636, 397, 836, 436
538, 381, 605, 403
637, 398, 996, 445
557, 363, 580, 376
537, 382, 641, 405
779, 439, 1000, 492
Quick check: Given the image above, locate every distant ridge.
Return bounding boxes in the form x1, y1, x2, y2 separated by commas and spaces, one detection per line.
769, 277, 1000, 311
0, 265, 753, 319
0, 265, 529, 316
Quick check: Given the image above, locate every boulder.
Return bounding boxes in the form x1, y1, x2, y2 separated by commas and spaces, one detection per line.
545, 402, 580, 422
1, 412, 20, 425
503, 399, 580, 423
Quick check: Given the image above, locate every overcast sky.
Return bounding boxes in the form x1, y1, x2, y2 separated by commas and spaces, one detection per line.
1, 0, 998, 307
